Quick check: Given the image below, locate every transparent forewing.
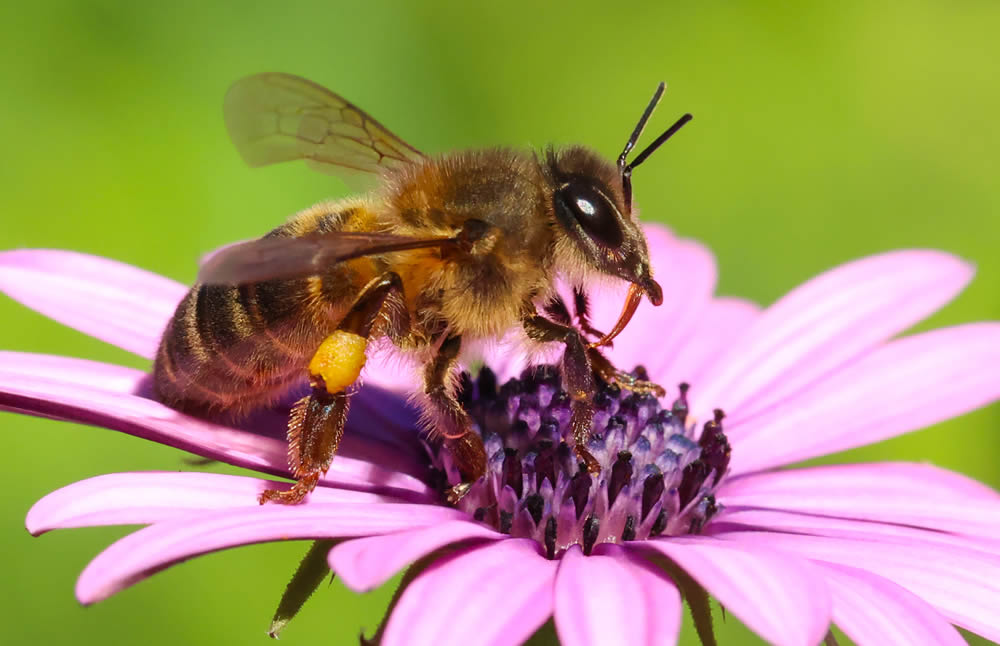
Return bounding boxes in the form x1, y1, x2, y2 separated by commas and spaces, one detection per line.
223, 73, 425, 178
198, 232, 455, 286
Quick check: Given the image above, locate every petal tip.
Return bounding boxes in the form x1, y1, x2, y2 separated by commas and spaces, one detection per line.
891, 248, 975, 286
25, 500, 53, 537
74, 573, 111, 606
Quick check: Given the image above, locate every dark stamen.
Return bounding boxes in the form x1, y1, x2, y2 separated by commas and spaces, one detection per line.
650, 510, 668, 536
698, 409, 731, 485
473, 507, 486, 522
524, 493, 544, 526
499, 510, 513, 534
582, 515, 600, 555
672, 382, 690, 424
549, 389, 570, 409
704, 494, 719, 521
641, 472, 665, 520
608, 451, 634, 506
533, 365, 561, 388
499, 378, 522, 399
502, 448, 523, 498
569, 467, 592, 520
593, 389, 614, 411
622, 515, 636, 541
678, 460, 710, 509
689, 495, 720, 534
477, 367, 497, 400
536, 419, 559, 445
534, 442, 556, 489
606, 415, 627, 436
545, 517, 557, 560
457, 371, 475, 407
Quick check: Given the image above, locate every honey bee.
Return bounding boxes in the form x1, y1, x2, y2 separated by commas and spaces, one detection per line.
153, 73, 692, 504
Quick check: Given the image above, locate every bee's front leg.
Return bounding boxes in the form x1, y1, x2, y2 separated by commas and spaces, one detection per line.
567, 287, 665, 396
522, 314, 601, 475
586, 347, 666, 397
259, 272, 408, 505
422, 334, 488, 503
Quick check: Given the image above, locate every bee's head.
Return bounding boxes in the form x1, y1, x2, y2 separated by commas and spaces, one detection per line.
545, 84, 691, 347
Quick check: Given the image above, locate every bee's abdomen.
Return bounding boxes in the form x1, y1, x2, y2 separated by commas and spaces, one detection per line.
153, 279, 316, 414
153, 202, 375, 416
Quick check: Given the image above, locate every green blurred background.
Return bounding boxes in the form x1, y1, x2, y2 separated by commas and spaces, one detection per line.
1, 1, 998, 644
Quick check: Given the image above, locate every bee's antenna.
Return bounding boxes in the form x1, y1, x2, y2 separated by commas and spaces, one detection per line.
625, 113, 693, 173
618, 82, 692, 212
618, 82, 665, 173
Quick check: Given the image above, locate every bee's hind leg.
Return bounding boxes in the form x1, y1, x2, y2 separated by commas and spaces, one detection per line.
422, 334, 487, 503
258, 388, 350, 505
259, 273, 407, 505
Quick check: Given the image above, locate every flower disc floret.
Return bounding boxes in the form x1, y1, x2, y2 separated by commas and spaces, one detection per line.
427, 365, 730, 558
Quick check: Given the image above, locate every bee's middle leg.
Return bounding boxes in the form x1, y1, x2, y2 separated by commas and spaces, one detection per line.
422, 334, 488, 503
259, 272, 407, 505
522, 314, 601, 475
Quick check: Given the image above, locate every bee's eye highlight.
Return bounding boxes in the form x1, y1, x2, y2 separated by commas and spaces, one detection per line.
555, 181, 624, 249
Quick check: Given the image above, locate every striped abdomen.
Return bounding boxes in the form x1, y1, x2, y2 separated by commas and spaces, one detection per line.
153, 201, 378, 416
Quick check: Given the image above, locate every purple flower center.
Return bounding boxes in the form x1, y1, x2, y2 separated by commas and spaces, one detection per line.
425, 365, 731, 559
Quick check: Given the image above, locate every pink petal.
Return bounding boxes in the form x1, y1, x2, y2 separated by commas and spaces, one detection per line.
719, 463, 1000, 536
76, 502, 465, 604
382, 539, 556, 646
0, 353, 432, 497
691, 250, 974, 425
652, 297, 760, 391
717, 530, 1000, 642
329, 520, 504, 592
619, 547, 683, 645
26, 472, 406, 534
555, 544, 681, 646
1, 351, 146, 393
641, 536, 831, 646
724, 461, 1000, 502
729, 323, 1000, 474
554, 546, 644, 646
819, 563, 966, 646
714, 508, 1000, 555
0, 250, 186, 359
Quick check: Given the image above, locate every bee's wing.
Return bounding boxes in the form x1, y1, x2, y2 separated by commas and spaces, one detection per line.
223, 73, 425, 179
198, 231, 455, 286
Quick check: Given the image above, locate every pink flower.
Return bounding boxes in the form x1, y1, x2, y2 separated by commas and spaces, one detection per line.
2, 224, 1000, 646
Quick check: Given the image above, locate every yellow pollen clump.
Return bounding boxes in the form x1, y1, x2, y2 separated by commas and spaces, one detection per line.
308, 331, 368, 394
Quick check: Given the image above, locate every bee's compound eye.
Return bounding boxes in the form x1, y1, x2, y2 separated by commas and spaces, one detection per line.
555, 181, 625, 249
